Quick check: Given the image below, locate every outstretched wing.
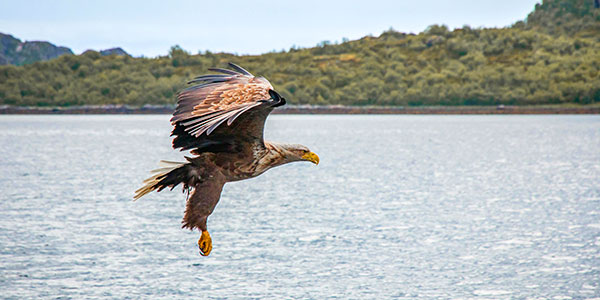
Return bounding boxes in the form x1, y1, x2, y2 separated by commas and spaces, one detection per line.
171, 63, 286, 153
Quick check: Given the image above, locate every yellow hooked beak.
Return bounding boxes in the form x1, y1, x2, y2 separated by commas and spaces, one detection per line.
302, 151, 320, 165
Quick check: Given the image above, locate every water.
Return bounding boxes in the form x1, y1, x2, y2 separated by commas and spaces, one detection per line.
0, 114, 599, 299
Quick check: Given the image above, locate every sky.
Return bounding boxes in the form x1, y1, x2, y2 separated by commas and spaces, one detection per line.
0, 0, 541, 57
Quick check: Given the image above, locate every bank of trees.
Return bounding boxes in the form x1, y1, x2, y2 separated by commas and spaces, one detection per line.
1, 0, 599, 106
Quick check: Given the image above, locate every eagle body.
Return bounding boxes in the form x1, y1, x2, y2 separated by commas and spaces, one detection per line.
134, 63, 319, 256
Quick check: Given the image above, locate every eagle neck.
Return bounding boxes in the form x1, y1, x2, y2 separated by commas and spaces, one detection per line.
252, 141, 288, 175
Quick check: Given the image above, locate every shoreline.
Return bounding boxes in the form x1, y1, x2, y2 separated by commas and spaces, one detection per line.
1, 105, 599, 115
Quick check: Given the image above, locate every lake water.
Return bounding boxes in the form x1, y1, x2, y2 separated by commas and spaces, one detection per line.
0, 115, 599, 299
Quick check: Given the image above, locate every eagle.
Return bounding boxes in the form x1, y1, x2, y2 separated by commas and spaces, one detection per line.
134, 63, 319, 256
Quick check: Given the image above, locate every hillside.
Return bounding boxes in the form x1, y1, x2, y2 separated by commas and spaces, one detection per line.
0, 0, 599, 107
522, 0, 600, 37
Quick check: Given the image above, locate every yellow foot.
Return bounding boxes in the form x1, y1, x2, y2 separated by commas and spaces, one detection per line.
198, 230, 212, 256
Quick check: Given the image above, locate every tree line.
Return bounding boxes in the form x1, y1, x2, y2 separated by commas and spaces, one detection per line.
1, 0, 598, 107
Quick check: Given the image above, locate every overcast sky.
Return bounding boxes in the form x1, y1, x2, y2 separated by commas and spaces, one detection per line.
1, 0, 541, 57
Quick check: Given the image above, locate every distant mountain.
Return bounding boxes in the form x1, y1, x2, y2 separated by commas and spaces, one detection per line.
99, 47, 128, 56
0, 33, 73, 66
0, 33, 129, 66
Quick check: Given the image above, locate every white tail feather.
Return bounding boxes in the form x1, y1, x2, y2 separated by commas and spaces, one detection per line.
133, 160, 185, 201
158, 160, 184, 168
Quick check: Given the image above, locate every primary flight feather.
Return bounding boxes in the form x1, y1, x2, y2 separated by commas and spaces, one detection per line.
134, 63, 319, 256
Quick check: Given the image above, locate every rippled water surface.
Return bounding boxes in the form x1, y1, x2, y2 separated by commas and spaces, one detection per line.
0, 115, 599, 299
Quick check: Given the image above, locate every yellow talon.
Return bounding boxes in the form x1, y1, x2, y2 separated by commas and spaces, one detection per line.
198, 230, 212, 256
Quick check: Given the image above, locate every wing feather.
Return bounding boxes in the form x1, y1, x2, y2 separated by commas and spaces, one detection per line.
227, 62, 252, 75
187, 75, 230, 84
227, 102, 262, 125
170, 63, 286, 153
207, 68, 240, 75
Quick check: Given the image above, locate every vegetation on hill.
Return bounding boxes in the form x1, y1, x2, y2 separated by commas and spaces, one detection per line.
0, 0, 598, 107
522, 0, 600, 36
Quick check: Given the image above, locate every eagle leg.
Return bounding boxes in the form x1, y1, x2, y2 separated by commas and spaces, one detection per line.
183, 170, 226, 256
198, 230, 212, 256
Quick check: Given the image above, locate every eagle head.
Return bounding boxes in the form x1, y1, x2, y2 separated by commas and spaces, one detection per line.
277, 143, 320, 165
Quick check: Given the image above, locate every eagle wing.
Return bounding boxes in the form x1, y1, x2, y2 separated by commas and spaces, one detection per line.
170, 63, 285, 153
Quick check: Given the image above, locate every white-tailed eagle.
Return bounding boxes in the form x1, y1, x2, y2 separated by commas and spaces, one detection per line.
134, 63, 319, 256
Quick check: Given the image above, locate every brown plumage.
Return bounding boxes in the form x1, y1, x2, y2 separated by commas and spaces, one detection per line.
134, 63, 319, 256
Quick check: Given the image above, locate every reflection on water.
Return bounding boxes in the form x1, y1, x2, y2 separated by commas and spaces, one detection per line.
0, 115, 599, 299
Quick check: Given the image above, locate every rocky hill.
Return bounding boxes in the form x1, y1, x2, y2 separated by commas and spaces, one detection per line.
99, 47, 128, 56
0, 33, 73, 66
0, 33, 129, 66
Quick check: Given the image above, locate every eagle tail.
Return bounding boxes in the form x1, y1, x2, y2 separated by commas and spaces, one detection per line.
133, 160, 189, 201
